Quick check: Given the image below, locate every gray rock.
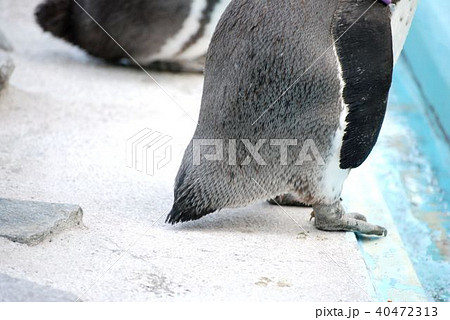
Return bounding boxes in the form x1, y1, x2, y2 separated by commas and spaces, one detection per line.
0, 29, 13, 52
0, 198, 83, 245
0, 273, 80, 302
0, 52, 14, 92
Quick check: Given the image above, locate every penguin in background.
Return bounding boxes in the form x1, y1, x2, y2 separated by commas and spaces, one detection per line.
167, 0, 418, 235
35, 0, 231, 71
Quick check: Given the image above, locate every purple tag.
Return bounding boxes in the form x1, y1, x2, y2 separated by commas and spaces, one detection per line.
381, 0, 392, 4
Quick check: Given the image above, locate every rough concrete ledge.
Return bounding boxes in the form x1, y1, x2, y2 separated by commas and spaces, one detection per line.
0, 198, 83, 245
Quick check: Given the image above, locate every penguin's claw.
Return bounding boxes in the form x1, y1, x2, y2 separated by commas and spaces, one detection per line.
312, 203, 387, 237
346, 212, 368, 222
310, 211, 367, 222
267, 193, 311, 207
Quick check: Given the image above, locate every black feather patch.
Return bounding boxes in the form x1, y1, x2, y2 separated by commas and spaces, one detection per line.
165, 167, 216, 224
333, 0, 393, 169
165, 203, 215, 224
35, 0, 74, 42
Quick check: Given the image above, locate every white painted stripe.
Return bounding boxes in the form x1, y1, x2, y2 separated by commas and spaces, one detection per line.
139, 0, 208, 64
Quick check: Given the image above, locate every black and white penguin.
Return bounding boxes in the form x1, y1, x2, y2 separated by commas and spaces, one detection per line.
35, 0, 230, 70
166, 0, 418, 235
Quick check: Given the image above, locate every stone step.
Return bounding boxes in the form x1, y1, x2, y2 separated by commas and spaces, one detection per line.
0, 198, 83, 245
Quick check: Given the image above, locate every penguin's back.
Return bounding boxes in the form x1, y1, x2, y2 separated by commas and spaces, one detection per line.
197, 0, 393, 168
197, 0, 342, 143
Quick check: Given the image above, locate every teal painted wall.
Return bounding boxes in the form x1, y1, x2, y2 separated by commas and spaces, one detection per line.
378, 0, 450, 301
403, 0, 450, 141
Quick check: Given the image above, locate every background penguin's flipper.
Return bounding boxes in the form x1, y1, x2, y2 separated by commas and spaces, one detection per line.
334, 0, 394, 169
35, 0, 73, 41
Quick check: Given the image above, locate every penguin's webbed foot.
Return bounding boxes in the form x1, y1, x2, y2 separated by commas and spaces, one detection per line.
312, 202, 387, 237
267, 193, 311, 207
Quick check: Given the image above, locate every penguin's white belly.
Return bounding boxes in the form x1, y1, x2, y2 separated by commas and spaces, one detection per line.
391, 0, 419, 63
319, 47, 350, 205
140, 0, 230, 64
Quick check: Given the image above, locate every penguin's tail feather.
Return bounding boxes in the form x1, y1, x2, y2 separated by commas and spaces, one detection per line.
165, 199, 216, 224
35, 0, 73, 41
165, 165, 218, 224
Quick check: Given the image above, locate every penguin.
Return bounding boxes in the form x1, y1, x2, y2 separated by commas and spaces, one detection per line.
166, 0, 418, 236
35, 0, 231, 71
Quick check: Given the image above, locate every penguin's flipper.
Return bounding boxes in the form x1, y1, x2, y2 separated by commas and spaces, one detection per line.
333, 0, 394, 169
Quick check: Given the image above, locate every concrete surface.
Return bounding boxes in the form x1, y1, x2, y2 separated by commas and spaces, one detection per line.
0, 0, 414, 302
0, 198, 83, 245
0, 273, 79, 302
0, 29, 13, 52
